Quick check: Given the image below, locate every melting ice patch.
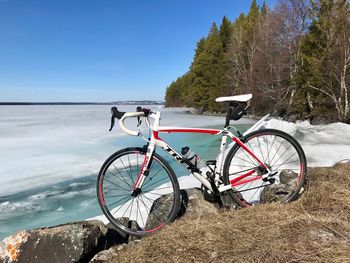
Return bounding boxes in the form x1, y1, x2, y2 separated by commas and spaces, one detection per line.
263, 119, 350, 167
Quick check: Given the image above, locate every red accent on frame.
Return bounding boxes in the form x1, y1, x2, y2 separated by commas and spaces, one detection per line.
99, 183, 105, 206
229, 170, 255, 185
158, 128, 220, 135
232, 137, 268, 169
145, 223, 165, 233
152, 131, 162, 141
298, 163, 304, 183
133, 154, 148, 190
231, 175, 262, 187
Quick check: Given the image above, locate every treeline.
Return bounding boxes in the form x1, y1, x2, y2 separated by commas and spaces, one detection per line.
165, 0, 350, 123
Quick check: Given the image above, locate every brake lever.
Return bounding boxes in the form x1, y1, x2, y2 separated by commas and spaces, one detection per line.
136, 106, 142, 127
109, 115, 115, 131
109, 107, 126, 132
137, 117, 142, 127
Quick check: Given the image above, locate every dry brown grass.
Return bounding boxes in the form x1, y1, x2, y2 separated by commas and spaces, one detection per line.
112, 163, 350, 263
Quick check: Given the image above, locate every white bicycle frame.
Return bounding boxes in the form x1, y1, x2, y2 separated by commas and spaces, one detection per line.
119, 111, 271, 194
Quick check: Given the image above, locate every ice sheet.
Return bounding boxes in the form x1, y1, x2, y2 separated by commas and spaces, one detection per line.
0, 105, 249, 196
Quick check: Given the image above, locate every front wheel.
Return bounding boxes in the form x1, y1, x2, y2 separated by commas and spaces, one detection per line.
97, 147, 181, 236
222, 129, 307, 207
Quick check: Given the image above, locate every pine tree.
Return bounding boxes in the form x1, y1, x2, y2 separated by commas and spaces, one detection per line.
219, 16, 233, 51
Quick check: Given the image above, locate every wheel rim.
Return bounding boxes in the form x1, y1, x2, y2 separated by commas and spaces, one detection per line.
227, 132, 305, 206
99, 151, 177, 234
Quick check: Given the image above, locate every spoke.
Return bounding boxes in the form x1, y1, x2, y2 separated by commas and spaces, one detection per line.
247, 141, 261, 164
128, 198, 135, 221
104, 193, 130, 199
111, 163, 133, 189
240, 145, 259, 167
229, 166, 259, 176
257, 136, 266, 163
270, 160, 300, 167
272, 152, 297, 171
141, 194, 157, 204
265, 135, 270, 164
121, 197, 135, 218
269, 139, 285, 165
139, 195, 165, 226
104, 178, 130, 192
103, 186, 129, 192
248, 184, 262, 203
143, 191, 166, 196
138, 195, 152, 213
270, 144, 293, 168
111, 196, 132, 216
108, 195, 131, 208
232, 183, 270, 194
142, 166, 164, 188
235, 180, 254, 190
136, 198, 139, 225
266, 135, 277, 165
119, 157, 134, 184
136, 197, 145, 228
145, 185, 173, 191
127, 154, 135, 185
231, 153, 257, 167
142, 176, 169, 191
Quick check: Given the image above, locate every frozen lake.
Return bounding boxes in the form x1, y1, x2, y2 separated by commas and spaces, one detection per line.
0, 105, 349, 240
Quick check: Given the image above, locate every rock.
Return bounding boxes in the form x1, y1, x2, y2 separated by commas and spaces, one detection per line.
279, 169, 298, 185
293, 130, 305, 140
259, 184, 290, 203
260, 169, 299, 203
190, 107, 204, 114
179, 188, 220, 216
0, 220, 126, 263
145, 188, 220, 230
145, 193, 176, 231
107, 218, 141, 242
288, 114, 297, 122
89, 245, 120, 263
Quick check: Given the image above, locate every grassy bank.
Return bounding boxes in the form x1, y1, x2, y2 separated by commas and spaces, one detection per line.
111, 163, 350, 262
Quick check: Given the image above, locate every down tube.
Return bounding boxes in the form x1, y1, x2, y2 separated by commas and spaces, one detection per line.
153, 136, 213, 191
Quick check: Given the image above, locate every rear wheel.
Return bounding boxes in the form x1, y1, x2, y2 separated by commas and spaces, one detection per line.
97, 147, 181, 236
223, 129, 307, 207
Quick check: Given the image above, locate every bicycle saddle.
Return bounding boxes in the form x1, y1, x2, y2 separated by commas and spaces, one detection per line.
215, 94, 252, 103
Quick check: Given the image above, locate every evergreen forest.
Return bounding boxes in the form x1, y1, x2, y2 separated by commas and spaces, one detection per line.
164, 0, 350, 123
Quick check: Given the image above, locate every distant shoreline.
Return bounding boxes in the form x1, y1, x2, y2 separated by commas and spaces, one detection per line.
0, 101, 164, 106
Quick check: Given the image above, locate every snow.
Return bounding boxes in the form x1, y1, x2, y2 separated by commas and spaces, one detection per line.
263, 119, 350, 167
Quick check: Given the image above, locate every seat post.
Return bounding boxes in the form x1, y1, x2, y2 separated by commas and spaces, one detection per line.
224, 103, 234, 128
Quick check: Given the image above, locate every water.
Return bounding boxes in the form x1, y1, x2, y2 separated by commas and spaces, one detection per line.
0, 105, 254, 240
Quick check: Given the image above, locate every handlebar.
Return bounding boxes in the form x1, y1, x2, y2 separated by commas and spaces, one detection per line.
109, 106, 152, 136
119, 111, 144, 136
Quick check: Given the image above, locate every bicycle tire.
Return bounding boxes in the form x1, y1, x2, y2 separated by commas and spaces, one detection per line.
222, 129, 307, 207
97, 147, 181, 236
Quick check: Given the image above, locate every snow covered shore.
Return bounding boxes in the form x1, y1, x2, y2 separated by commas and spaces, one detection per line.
264, 119, 350, 167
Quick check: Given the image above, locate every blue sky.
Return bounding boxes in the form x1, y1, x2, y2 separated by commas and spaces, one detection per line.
0, 0, 277, 102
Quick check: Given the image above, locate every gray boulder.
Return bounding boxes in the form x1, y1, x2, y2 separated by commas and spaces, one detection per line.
146, 188, 219, 230
0, 220, 126, 263
260, 169, 299, 203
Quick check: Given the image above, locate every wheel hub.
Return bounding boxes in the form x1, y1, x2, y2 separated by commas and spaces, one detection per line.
131, 188, 142, 197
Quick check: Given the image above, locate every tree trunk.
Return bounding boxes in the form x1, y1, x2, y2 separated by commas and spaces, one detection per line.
340, 48, 349, 120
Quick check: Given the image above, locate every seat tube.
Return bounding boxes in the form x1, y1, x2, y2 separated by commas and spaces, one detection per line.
216, 132, 228, 179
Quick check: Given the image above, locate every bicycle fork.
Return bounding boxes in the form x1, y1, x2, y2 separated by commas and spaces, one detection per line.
131, 142, 156, 194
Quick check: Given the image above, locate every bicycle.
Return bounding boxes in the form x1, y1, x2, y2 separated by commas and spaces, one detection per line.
97, 94, 307, 236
